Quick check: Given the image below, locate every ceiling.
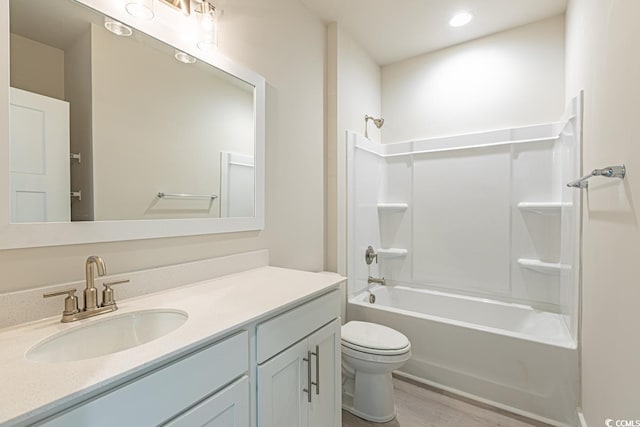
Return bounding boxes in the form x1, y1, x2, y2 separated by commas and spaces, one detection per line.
299, 0, 568, 65
10, 0, 102, 51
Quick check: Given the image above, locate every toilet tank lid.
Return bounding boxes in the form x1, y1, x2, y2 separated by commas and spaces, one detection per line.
342, 321, 410, 351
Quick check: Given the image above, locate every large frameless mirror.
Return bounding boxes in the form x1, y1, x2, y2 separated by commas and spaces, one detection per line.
0, 0, 266, 248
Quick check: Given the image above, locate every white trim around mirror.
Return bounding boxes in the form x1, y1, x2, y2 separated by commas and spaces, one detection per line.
0, 0, 266, 249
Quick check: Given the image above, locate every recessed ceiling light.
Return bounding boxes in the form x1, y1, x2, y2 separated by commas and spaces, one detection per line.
104, 17, 133, 37
174, 50, 196, 64
449, 12, 473, 27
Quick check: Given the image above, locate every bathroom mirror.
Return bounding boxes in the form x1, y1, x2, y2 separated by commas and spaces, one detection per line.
0, 0, 265, 248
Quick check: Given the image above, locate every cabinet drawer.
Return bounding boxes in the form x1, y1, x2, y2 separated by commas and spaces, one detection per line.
40, 331, 249, 427
164, 375, 249, 427
256, 290, 340, 363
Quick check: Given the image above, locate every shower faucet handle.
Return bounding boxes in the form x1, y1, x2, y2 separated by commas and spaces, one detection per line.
365, 246, 378, 265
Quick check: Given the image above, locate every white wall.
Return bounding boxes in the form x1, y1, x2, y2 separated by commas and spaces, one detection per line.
348, 121, 579, 312
10, 33, 65, 100
326, 24, 381, 274
382, 15, 565, 143
566, 0, 640, 423
0, 0, 326, 292
65, 28, 93, 221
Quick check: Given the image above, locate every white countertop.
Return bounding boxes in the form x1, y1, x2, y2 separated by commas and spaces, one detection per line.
0, 266, 344, 426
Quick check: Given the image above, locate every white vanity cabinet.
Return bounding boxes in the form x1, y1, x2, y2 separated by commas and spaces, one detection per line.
10, 282, 344, 427
256, 290, 341, 427
38, 331, 250, 427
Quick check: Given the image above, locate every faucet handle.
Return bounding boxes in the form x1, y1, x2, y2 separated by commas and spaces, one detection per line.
43, 288, 79, 316
365, 246, 378, 265
101, 279, 129, 307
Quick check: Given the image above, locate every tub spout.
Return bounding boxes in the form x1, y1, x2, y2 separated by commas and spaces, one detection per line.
367, 276, 385, 286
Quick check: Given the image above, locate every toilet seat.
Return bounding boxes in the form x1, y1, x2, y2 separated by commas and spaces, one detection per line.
342, 342, 411, 364
341, 321, 411, 356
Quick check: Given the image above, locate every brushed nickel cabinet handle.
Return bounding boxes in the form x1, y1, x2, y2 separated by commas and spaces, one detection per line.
312, 345, 320, 395
303, 351, 312, 403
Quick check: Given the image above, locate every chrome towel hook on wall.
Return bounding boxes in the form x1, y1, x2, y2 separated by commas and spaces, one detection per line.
567, 165, 626, 189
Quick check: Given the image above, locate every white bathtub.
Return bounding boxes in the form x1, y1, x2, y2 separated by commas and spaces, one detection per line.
348, 285, 579, 426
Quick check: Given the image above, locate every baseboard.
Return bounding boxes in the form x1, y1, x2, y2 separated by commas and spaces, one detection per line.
577, 410, 588, 427
393, 371, 572, 427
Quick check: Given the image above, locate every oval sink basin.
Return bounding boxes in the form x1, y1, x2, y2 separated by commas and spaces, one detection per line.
27, 309, 188, 363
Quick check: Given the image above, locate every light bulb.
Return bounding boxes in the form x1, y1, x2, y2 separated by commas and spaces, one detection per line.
201, 13, 215, 32
197, 32, 217, 52
197, 1, 218, 51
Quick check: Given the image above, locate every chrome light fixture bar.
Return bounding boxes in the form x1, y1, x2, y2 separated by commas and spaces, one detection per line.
157, 0, 191, 15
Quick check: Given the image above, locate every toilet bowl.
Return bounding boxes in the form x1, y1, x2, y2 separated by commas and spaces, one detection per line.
341, 321, 411, 423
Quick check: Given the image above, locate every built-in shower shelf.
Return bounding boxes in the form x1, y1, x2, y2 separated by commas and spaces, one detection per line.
378, 248, 408, 258
517, 202, 572, 215
377, 203, 409, 212
517, 258, 571, 274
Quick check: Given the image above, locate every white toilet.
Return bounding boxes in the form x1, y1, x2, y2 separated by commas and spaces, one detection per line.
341, 321, 412, 422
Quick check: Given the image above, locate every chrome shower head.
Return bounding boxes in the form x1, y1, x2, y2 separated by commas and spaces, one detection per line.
364, 115, 384, 138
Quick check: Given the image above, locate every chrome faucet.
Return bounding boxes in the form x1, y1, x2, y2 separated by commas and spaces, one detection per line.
43, 256, 129, 323
85, 256, 106, 311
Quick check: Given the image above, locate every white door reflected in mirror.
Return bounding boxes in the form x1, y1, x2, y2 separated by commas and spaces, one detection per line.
10, 88, 70, 223
220, 152, 255, 218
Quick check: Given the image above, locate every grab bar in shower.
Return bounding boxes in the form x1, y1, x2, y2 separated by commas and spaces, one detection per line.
157, 192, 218, 200
566, 165, 626, 189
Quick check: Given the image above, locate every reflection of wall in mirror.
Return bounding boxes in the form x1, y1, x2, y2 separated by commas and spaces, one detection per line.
65, 29, 94, 221
10, 23, 255, 222
91, 24, 254, 221
10, 34, 64, 100
11, 30, 95, 222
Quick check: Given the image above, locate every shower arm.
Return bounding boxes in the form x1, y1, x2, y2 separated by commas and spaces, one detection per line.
364, 115, 372, 139
364, 115, 384, 139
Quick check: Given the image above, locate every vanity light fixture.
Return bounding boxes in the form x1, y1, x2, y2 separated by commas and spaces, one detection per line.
157, 0, 191, 15
196, 0, 218, 51
449, 11, 473, 27
104, 17, 133, 37
174, 49, 197, 64
125, 0, 155, 20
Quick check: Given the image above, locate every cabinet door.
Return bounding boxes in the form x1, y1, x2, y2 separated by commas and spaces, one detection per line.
308, 319, 341, 427
257, 340, 309, 427
164, 376, 249, 427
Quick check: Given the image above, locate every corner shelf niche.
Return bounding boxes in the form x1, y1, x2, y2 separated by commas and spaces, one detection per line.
377, 203, 408, 212
517, 258, 571, 275
377, 248, 408, 258
517, 202, 572, 215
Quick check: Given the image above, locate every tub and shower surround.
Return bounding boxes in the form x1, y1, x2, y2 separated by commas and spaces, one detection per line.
345, 95, 581, 425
